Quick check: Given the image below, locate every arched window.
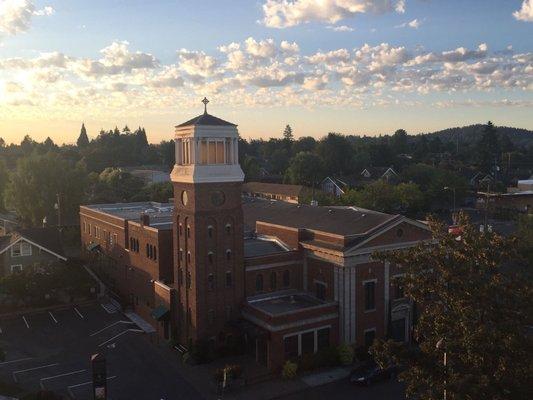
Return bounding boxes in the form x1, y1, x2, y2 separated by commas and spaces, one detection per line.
187, 251, 191, 263
207, 273, 215, 290
256, 274, 264, 292
153, 247, 157, 260
226, 249, 232, 261
208, 252, 214, 264
207, 225, 213, 238
270, 272, 277, 290
225, 223, 232, 235
283, 270, 290, 287
146, 244, 150, 257
179, 224, 183, 236
187, 225, 191, 238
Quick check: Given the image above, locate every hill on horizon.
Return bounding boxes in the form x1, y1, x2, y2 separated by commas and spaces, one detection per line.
418, 124, 533, 148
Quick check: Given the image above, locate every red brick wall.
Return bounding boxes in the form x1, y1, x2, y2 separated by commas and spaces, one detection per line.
355, 261, 385, 345
256, 222, 300, 249
363, 221, 431, 248
306, 257, 335, 301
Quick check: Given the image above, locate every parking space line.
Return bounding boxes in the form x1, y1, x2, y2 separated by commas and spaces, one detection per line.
22, 316, 30, 329
0, 357, 33, 366
39, 369, 86, 390
67, 375, 117, 398
12, 363, 59, 383
74, 307, 84, 319
48, 311, 58, 324
98, 329, 143, 347
90, 320, 134, 337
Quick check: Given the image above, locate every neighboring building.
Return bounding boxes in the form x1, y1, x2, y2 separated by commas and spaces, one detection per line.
79, 201, 174, 339
0, 212, 19, 236
320, 177, 347, 197
242, 182, 310, 204
80, 105, 432, 372
477, 189, 533, 215
0, 227, 66, 276
469, 172, 493, 189
360, 167, 398, 182
128, 169, 171, 185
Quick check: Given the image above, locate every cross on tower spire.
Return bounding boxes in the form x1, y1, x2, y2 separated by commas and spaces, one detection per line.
202, 97, 209, 114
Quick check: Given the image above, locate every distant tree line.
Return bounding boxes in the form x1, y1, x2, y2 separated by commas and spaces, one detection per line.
0, 121, 531, 226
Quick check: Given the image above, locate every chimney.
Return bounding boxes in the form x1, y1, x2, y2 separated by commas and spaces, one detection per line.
140, 213, 150, 226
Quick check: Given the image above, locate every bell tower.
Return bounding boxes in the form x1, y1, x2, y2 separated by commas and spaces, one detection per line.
171, 99, 245, 345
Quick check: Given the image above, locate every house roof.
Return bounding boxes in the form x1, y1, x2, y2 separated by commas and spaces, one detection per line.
0, 227, 66, 260
361, 167, 397, 177
243, 182, 306, 198
175, 112, 236, 128
243, 197, 398, 237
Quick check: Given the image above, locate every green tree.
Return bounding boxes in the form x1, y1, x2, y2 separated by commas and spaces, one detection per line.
477, 121, 499, 172
285, 152, 323, 186
317, 133, 353, 175
342, 181, 396, 212
0, 159, 8, 211
283, 124, 294, 141
391, 129, 408, 154
371, 214, 531, 400
0, 137, 5, 148
5, 153, 87, 226
76, 123, 89, 147
394, 182, 425, 214
242, 155, 261, 181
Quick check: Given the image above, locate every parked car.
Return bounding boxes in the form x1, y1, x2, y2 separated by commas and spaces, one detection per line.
349, 361, 399, 386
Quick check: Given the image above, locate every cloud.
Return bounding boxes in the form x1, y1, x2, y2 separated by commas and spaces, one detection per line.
0, 0, 54, 38
262, 0, 406, 28
513, 0, 533, 21
396, 18, 420, 29
326, 25, 354, 32
0, 38, 531, 114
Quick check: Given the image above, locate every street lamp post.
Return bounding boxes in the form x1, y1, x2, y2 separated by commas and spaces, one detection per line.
436, 338, 447, 400
443, 187, 456, 222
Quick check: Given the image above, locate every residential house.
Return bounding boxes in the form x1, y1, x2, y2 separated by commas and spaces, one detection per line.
242, 182, 310, 204
0, 227, 67, 276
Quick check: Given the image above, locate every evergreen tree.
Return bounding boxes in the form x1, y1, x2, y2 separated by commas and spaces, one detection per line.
283, 124, 294, 141
76, 123, 89, 148
477, 121, 499, 172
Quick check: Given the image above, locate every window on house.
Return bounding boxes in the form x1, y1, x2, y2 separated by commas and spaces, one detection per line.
283, 270, 290, 287
225, 271, 232, 287
225, 224, 231, 234
315, 282, 326, 300
179, 249, 183, 261
179, 224, 183, 236
88, 224, 92, 235
284, 335, 298, 359
226, 249, 232, 261
10, 265, 22, 273
317, 328, 330, 350
364, 330, 376, 348
11, 242, 31, 257
146, 244, 150, 257
270, 272, 277, 290
153, 247, 157, 260
255, 274, 264, 292
207, 273, 215, 290
364, 281, 376, 311
207, 225, 213, 238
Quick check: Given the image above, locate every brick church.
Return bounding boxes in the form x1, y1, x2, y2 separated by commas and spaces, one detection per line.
80, 101, 432, 371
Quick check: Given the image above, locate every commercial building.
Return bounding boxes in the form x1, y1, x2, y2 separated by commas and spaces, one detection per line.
80, 105, 431, 371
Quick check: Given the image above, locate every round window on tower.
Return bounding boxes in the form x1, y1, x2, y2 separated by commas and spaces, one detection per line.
181, 190, 188, 206
210, 191, 226, 207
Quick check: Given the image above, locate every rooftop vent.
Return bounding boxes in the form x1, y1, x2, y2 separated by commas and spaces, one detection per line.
140, 213, 150, 226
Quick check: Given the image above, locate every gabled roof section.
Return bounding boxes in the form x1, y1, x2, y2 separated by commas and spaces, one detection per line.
0, 227, 66, 260
175, 112, 237, 128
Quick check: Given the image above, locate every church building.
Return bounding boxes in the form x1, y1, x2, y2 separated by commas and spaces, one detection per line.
80, 100, 432, 371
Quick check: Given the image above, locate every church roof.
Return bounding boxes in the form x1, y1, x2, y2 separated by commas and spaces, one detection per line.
176, 112, 237, 128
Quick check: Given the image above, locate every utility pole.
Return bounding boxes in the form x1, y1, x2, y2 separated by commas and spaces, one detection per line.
55, 193, 62, 231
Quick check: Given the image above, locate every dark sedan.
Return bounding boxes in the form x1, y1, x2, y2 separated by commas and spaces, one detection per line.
349, 362, 398, 386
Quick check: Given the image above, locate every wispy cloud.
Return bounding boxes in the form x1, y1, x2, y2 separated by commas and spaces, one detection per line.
327, 25, 354, 32
395, 18, 421, 29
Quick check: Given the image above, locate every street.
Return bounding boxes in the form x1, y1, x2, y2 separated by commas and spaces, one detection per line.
279, 379, 405, 400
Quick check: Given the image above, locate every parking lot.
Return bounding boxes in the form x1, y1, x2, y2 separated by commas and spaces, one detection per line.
0, 303, 202, 400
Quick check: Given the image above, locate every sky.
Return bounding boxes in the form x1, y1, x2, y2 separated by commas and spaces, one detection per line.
0, 0, 532, 145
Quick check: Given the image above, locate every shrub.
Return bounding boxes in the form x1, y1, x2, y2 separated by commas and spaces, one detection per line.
282, 360, 298, 379
337, 343, 354, 366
